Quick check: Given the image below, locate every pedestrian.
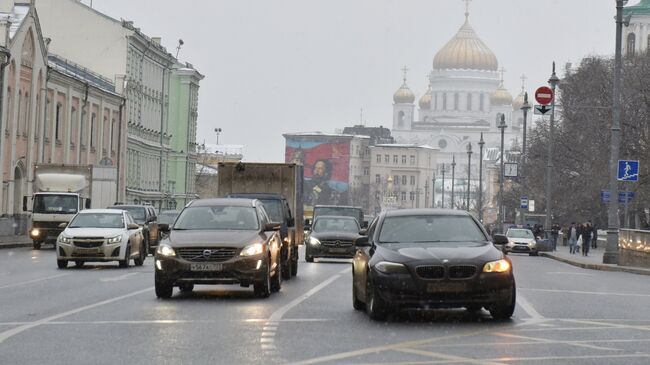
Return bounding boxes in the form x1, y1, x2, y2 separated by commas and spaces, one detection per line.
591, 220, 598, 249
568, 222, 578, 254
561, 225, 568, 246
582, 222, 592, 256
551, 223, 560, 251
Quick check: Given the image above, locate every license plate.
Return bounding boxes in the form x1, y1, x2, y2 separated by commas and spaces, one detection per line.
190, 263, 223, 271
75, 247, 100, 254
426, 282, 467, 293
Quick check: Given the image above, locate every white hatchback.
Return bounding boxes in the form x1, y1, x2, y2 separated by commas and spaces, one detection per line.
56, 209, 145, 269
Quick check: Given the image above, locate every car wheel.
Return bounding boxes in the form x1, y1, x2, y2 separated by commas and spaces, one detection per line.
155, 279, 173, 299
179, 283, 194, 293
291, 248, 298, 276
271, 259, 282, 293
57, 259, 68, 269
74, 260, 85, 268
118, 246, 131, 268
33, 241, 41, 250
489, 285, 516, 320
134, 243, 145, 266
281, 247, 292, 281
254, 261, 271, 298
352, 274, 365, 311
365, 280, 387, 320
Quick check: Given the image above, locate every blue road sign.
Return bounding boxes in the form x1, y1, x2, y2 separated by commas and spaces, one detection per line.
618, 160, 639, 181
618, 191, 635, 203
601, 190, 610, 204
520, 196, 528, 209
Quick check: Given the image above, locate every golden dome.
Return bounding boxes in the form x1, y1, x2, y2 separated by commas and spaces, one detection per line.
432, 18, 498, 71
491, 82, 513, 106
418, 85, 432, 109
393, 82, 415, 104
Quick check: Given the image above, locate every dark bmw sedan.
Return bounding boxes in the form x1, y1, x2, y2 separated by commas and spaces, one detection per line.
352, 209, 515, 320
305, 215, 361, 262
154, 198, 283, 299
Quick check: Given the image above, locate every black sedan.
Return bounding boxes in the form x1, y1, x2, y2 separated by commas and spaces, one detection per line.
352, 209, 516, 320
305, 215, 362, 262
154, 198, 283, 298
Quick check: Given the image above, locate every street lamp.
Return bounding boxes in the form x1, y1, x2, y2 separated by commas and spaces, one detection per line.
466, 143, 472, 212
478, 133, 485, 222
545, 62, 560, 232
605, 0, 625, 265
214, 127, 222, 145
441, 164, 446, 208
520, 92, 531, 166
498, 114, 508, 232
451, 155, 456, 209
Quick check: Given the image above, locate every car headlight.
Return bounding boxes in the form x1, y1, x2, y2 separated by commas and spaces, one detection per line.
308, 236, 320, 245
240, 243, 264, 256
58, 235, 71, 244
374, 261, 409, 274
156, 244, 176, 257
30, 229, 41, 237
107, 235, 122, 244
483, 259, 511, 273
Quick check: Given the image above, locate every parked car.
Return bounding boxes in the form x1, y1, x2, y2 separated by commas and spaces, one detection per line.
108, 204, 159, 255
305, 215, 361, 262
352, 209, 515, 320
504, 228, 539, 256
154, 198, 283, 299
56, 209, 146, 269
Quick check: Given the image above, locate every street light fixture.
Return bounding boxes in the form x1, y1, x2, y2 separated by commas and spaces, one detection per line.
545, 63, 560, 232
466, 143, 472, 212
214, 127, 223, 145
478, 133, 485, 222
497, 114, 508, 232
451, 155, 456, 209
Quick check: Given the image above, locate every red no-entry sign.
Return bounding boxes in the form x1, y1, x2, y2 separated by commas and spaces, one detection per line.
535, 86, 554, 105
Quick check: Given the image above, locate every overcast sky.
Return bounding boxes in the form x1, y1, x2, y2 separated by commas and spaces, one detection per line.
84, 0, 622, 162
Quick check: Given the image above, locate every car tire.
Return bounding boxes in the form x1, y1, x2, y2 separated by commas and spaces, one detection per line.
489, 285, 516, 320
57, 259, 68, 269
271, 259, 282, 293
254, 261, 271, 298
33, 241, 41, 250
291, 248, 298, 276
155, 280, 173, 299
365, 280, 388, 320
352, 274, 365, 311
118, 246, 131, 268
179, 283, 194, 293
281, 247, 291, 281
74, 260, 85, 268
134, 243, 145, 266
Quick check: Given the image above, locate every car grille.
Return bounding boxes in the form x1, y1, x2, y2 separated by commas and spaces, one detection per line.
321, 239, 354, 247
73, 237, 105, 248
416, 265, 477, 280
177, 247, 238, 262
34, 221, 66, 229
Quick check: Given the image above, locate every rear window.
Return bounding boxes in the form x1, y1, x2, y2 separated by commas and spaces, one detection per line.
314, 207, 362, 222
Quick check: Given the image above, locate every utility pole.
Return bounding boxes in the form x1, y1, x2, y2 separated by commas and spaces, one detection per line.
545, 63, 560, 232
498, 114, 507, 232
605, 0, 625, 264
478, 133, 485, 223
520, 92, 531, 225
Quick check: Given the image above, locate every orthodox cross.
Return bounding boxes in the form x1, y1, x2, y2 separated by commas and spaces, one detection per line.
520, 74, 527, 92
401, 65, 409, 83
463, 0, 472, 18
499, 67, 507, 83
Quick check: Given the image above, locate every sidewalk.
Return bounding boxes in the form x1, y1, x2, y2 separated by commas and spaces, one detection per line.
540, 242, 650, 276
0, 235, 33, 249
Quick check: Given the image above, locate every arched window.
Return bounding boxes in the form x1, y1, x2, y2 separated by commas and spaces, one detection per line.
16, 91, 22, 136
628, 33, 636, 56
398, 111, 405, 127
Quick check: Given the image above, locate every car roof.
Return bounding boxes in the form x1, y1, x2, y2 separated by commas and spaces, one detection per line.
314, 205, 362, 209
109, 205, 147, 209
188, 198, 257, 207
78, 209, 124, 214
227, 193, 284, 200
383, 208, 470, 217
315, 215, 358, 221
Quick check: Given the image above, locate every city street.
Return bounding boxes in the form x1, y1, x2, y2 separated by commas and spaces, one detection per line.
1, 246, 650, 365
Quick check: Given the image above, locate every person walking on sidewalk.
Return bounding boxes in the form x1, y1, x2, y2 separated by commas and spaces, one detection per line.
591, 221, 598, 249
562, 225, 568, 246
551, 223, 560, 251
582, 221, 592, 256
568, 222, 578, 254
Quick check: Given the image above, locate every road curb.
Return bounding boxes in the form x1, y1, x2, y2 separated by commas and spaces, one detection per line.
540, 252, 650, 276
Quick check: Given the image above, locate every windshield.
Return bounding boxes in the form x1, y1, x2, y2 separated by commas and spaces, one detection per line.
33, 194, 78, 214
173, 206, 259, 230
313, 217, 359, 233
378, 215, 486, 244
158, 211, 179, 225
111, 207, 145, 221
259, 199, 283, 222
507, 229, 535, 239
314, 207, 362, 222
68, 213, 124, 229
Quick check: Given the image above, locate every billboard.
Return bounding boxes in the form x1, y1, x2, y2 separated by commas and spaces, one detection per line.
285, 136, 350, 209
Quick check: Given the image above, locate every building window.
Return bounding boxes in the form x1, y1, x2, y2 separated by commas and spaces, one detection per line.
628, 33, 636, 56
480, 93, 485, 112
410, 155, 415, 165
401, 155, 406, 164
90, 113, 96, 148
454, 93, 459, 111
398, 111, 405, 127
394, 175, 399, 185
402, 175, 407, 185
384, 154, 389, 163
442, 93, 447, 110
55, 103, 62, 141
363, 167, 369, 175
467, 93, 472, 111
111, 118, 117, 152
410, 176, 415, 185
410, 192, 415, 201
376, 154, 381, 163
393, 155, 398, 164
401, 192, 406, 201
375, 174, 380, 183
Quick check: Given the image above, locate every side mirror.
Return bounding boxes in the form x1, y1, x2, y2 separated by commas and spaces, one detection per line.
58, 222, 68, 228
355, 236, 371, 247
159, 223, 170, 233
492, 234, 509, 245
264, 223, 280, 232
304, 218, 311, 226
85, 199, 91, 209
127, 223, 140, 230
359, 228, 368, 236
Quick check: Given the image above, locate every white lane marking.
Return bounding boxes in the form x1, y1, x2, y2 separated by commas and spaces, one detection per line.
245, 318, 329, 323
263, 326, 277, 331
261, 332, 274, 337
562, 318, 650, 332
515, 293, 545, 321
545, 271, 594, 276
260, 337, 274, 343
0, 273, 69, 290
520, 287, 650, 298
495, 332, 621, 351
0, 287, 151, 344
268, 267, 350, 322
99, 272, 140, 282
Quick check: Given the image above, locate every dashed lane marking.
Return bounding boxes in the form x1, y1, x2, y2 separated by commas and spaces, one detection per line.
520, 287, 650, 298
0, 273, 69, 290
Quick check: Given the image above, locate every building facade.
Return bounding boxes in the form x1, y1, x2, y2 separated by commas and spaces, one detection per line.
624, 0, 650, 56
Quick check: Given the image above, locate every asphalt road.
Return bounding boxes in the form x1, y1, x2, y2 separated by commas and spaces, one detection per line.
1, 247, 650, 365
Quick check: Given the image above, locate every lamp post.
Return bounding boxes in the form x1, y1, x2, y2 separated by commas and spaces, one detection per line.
605, 0, 625, 264
521, 92, 531, 166
451, 155, 456, 209
498, 114, 507, 232
478, 133, 485, 222
214, 127, 222, 145
545, 63, 560, 232
441, 164, 446, 208
466, 143, 472, 212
